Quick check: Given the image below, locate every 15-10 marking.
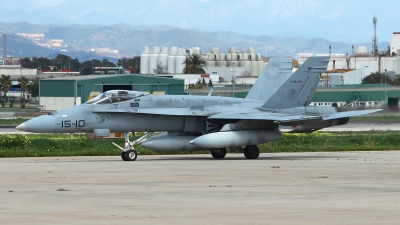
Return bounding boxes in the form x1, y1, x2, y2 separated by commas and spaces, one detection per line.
61, 120, 85, 128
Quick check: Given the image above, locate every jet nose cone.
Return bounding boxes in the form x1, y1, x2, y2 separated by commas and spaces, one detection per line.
22, 115, 56, 133
16, 123, 26, 131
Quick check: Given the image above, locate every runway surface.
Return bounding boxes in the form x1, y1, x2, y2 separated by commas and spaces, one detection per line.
1, 152, 400, 224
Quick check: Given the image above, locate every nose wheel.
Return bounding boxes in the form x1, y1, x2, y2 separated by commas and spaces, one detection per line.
121, 149, 137, 161
113, 132, 154, 161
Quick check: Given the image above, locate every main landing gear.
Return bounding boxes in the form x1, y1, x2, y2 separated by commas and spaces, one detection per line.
113, 132, 154, 161
211, 148, 227, 159
243, 145, 259, 159
210, 145, 260, 160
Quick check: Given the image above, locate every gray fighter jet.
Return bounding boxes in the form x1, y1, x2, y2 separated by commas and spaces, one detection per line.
16, 56, 381, 161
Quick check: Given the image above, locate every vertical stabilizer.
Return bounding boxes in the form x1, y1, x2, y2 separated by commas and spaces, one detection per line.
262, 56, 329, 109
245, 57, 292, 101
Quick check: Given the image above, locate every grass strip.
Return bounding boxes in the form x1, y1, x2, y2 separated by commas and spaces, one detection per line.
1, 132, 399, 158
0, 118, 29, 126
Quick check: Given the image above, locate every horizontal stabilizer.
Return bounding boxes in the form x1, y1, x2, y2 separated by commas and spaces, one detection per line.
322, 109, 383, 120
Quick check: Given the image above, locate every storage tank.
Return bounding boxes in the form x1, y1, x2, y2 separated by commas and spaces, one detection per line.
211, 47, 219, 55
205, 53, 216, 67
167, 47, 177, 74
206, 61, 216, 67
219, 53, 226, 61
231, 53, 238, 61
256, 53, 262, 61
242, 53, 249, 60
175, 48, 186, 74
191, 47, 201, 55
239, 60, 252, 75
158, 46, 169, 68
251, 60, 258, 76
228, 60, 239, 68
355, 45, 368, 56
249, 53, 255, 61
229, 46, 237, 53
217, 53, 227, 67
152, 46, 160, 54
237, 53, 243, 61
207, 53, 214, 61
247, 47, 255, 54
226, 54, 232, 61
140, 47, 150, 74
257, 61, 266, 76
149, 47, 160, 74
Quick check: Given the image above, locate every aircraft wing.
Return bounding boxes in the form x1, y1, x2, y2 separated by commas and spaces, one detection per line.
321, 109, 383, 120
207, 111, 322, 123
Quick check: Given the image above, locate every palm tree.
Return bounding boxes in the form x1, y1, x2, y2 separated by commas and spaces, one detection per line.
0, 74, 11, 105
18, 76, 29, 107
118, 58, 129, 69
182, 54, 207, 74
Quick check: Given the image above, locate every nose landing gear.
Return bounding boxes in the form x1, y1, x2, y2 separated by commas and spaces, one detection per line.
113, 132, 154, 161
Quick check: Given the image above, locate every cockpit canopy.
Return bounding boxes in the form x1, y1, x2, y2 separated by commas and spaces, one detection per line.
84, 90, 148, 104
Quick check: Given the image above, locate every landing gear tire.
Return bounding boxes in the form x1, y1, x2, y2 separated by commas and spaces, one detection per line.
124, 149, 137, 161
244, 145, 259, 159
211, 148, 226, 159
121, 151, 127, 161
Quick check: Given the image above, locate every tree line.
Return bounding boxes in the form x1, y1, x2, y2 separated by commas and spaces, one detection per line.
361, 72, 400, 85
19, 54, 141, 74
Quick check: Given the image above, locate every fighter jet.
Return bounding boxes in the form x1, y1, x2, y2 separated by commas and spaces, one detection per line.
16, 56, 381, 161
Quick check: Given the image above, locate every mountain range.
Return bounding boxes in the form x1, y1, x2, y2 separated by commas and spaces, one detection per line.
0, 22, 390, 62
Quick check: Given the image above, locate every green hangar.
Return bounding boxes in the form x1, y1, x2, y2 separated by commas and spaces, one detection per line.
39, 74, 185, 110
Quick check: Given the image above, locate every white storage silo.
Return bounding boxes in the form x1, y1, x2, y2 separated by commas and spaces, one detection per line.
237, 53, 242, 61
249, 53, 255, 61
191, 47, 201, 55
257, 61, 266, 76
229, 46, 237, 53
242, 53, 249, 60
226, 54, 232, 61
217, 52, 227, 67
205, 53, 216, 67
256, 53, 262, 61
175, 48, 186, 74
206, 61, 216, 67
149, 47, 160, 74
239, 60, 252, 75
158, 46, 169, 69
211, 47, 219, 55
168, 47, 178, 74
228, 60, 239, 68
251, 60, 258, 76
140, 47, 150, 74
247, 47, 255, 54
231, 53, 238, 61
219, 53, 226, 61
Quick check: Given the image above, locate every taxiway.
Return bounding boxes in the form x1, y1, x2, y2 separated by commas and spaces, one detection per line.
1, 152, 400, 224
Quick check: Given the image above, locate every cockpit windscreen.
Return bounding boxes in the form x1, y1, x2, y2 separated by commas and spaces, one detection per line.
84, 90, 148, 104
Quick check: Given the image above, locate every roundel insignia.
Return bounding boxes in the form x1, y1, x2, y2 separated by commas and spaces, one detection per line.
287, 88, 297, 99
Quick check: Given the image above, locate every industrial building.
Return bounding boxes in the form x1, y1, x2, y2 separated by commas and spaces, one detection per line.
298, 17, 400, 87
140, 46, 267, 84
39, 74, 185, 110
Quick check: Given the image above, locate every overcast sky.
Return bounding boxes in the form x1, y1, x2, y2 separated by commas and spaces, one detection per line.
1, 0, 398, 43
